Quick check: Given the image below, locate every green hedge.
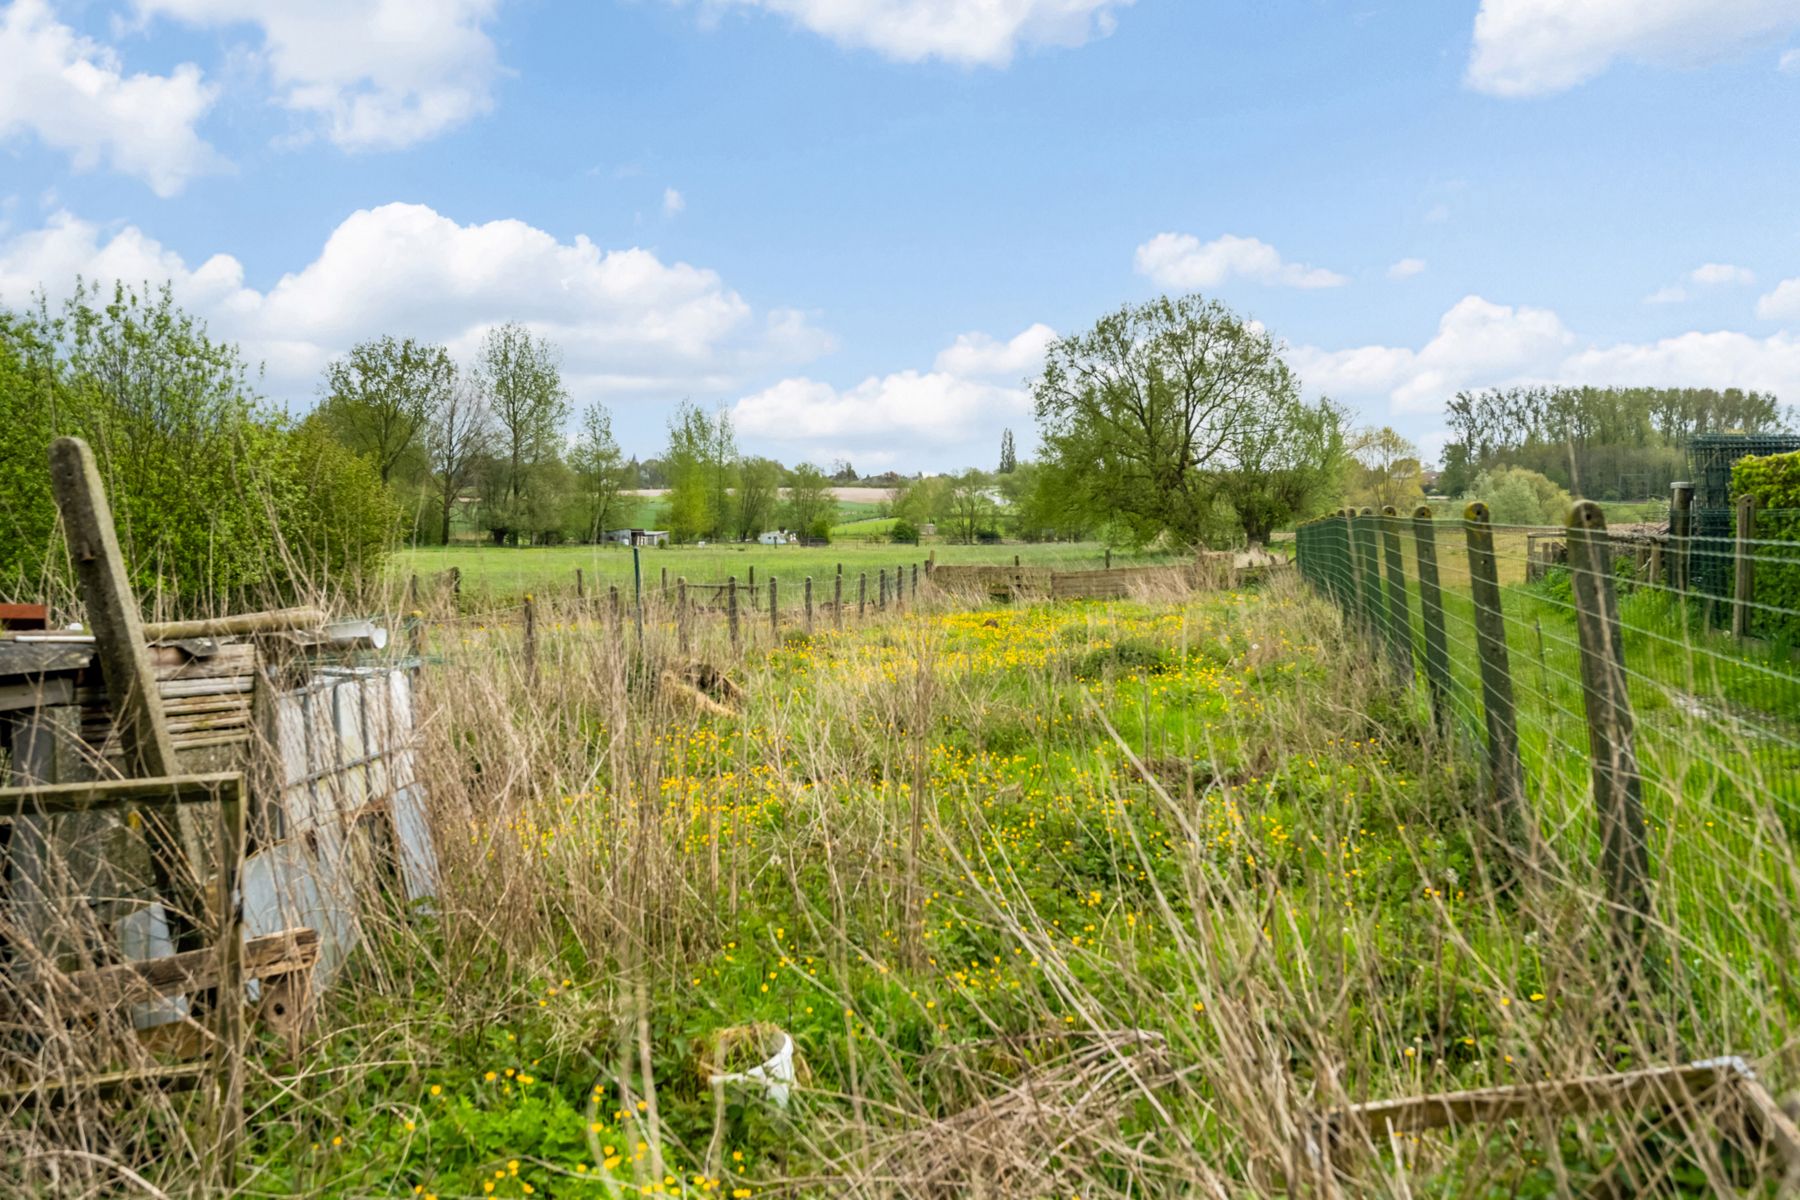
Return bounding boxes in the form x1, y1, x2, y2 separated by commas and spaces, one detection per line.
1731, 451, 1800, 643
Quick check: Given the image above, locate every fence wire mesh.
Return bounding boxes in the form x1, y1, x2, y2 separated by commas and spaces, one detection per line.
1297, 505, 1800, 1016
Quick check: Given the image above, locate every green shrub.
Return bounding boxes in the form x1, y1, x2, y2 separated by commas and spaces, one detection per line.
1465, 466, 1572, 527
0, 283, 398, 610
891, 519, 920, 544
1732, 450, 1800, 642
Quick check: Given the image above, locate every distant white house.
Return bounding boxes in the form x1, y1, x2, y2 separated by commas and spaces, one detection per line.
757, 530, 798, 546
605, 528, 670, 547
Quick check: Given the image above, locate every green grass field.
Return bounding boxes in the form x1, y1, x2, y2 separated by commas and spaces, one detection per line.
394, 540, 1176, 604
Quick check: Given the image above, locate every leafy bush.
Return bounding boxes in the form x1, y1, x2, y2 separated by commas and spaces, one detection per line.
0, 283, 398, 610
807, 516, 833, 544
1465, 466, 1572, 527
1732, 450, 1800, 642
890, 519, 920, 544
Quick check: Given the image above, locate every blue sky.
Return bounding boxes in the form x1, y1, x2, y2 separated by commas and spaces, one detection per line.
5, 0, 1800, 473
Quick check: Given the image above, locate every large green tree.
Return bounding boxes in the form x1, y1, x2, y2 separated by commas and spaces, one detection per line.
781, 462, 837, 536
318, 336, 455, 485
1034, 294, 1299, 547
569, 401, 630, 541
1215, 396, 1348, 544
664, 401, 738, 541
474, 322, 569, 544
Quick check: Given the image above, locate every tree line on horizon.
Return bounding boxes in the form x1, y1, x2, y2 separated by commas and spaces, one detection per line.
4, 280, 1789, 611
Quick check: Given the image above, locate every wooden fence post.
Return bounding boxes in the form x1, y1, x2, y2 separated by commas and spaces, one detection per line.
912, 563, 919, 598
677, 578, 690, 654
727, 577, 740, 651
47, 437, 202, 947
609, 584, 621, 628
1464, 503, 1529, 853
1669, 481, 1694, 593
1410, 507, 1453, 731
661, 565, 669, 601
859, 573, 868, 620
804, 576, 814, 635
1379, 506, 1415, 677
1566, 501, 1653, 951
926, 550, 935, 577
1354, 507, 1383, 643
770, 577, 779, 638
576, 568, 585, 601
879, 568, 889, 609
523, 594, 538, 682
834, 573, 843, 630
748, 565, 757, 610
1733, 494, 1760, 639
406, 611, 425, 660
1105, 548, 1112, 570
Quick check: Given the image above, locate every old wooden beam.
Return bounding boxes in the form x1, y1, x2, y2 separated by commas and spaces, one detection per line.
0, 771, 242, 818
141, 607, 326, 642
48, 437, 206, 948
26, 927, 317, 1017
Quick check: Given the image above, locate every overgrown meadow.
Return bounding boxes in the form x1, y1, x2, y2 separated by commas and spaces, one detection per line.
40, 578, 1796, 1198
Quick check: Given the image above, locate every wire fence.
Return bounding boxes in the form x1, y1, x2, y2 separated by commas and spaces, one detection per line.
1296, 502, 1800, 1005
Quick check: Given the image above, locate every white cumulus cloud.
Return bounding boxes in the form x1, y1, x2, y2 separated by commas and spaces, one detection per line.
1467, 0, 1800, 97
662, 187, 686, 216
1757, 277, 1800, 321
1644, 284, 1688, 305
733, 322, 1051, 467
1387, 257, 1427, 280
684, 0, 1133, 66
933, 322, 1056, 378
1690, 262, 1756, 286
1294, 293, 1800, 421
0, 0, 222, 196
134, 0, 501, 149
0, 203, 832, 404
1134, 233, 1347, 291
1291, 295, 1577, 412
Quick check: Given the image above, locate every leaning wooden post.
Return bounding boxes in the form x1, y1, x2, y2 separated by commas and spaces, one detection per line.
48, 437, 203, 947
1733, 494, 1760, 639
522, 594, 538, 682
804, 576, 814, 635
727, 576, 740, 651
1669, 481, 1694, 593
858, 572, 868, 620
769, 577, 779, 639
1410, 507, 1453, 731
1379, 506, 1415, 677
211, 773, 246, 1187
833, 573, 843, 630
1566, 500, 1653, 951
677, 578, 690, 654
1464, 503, 1529, 851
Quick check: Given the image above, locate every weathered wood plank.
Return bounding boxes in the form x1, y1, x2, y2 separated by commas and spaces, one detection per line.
26, 928, 318, 1016
0, 771, 242, 818
0, 640, 94, 677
